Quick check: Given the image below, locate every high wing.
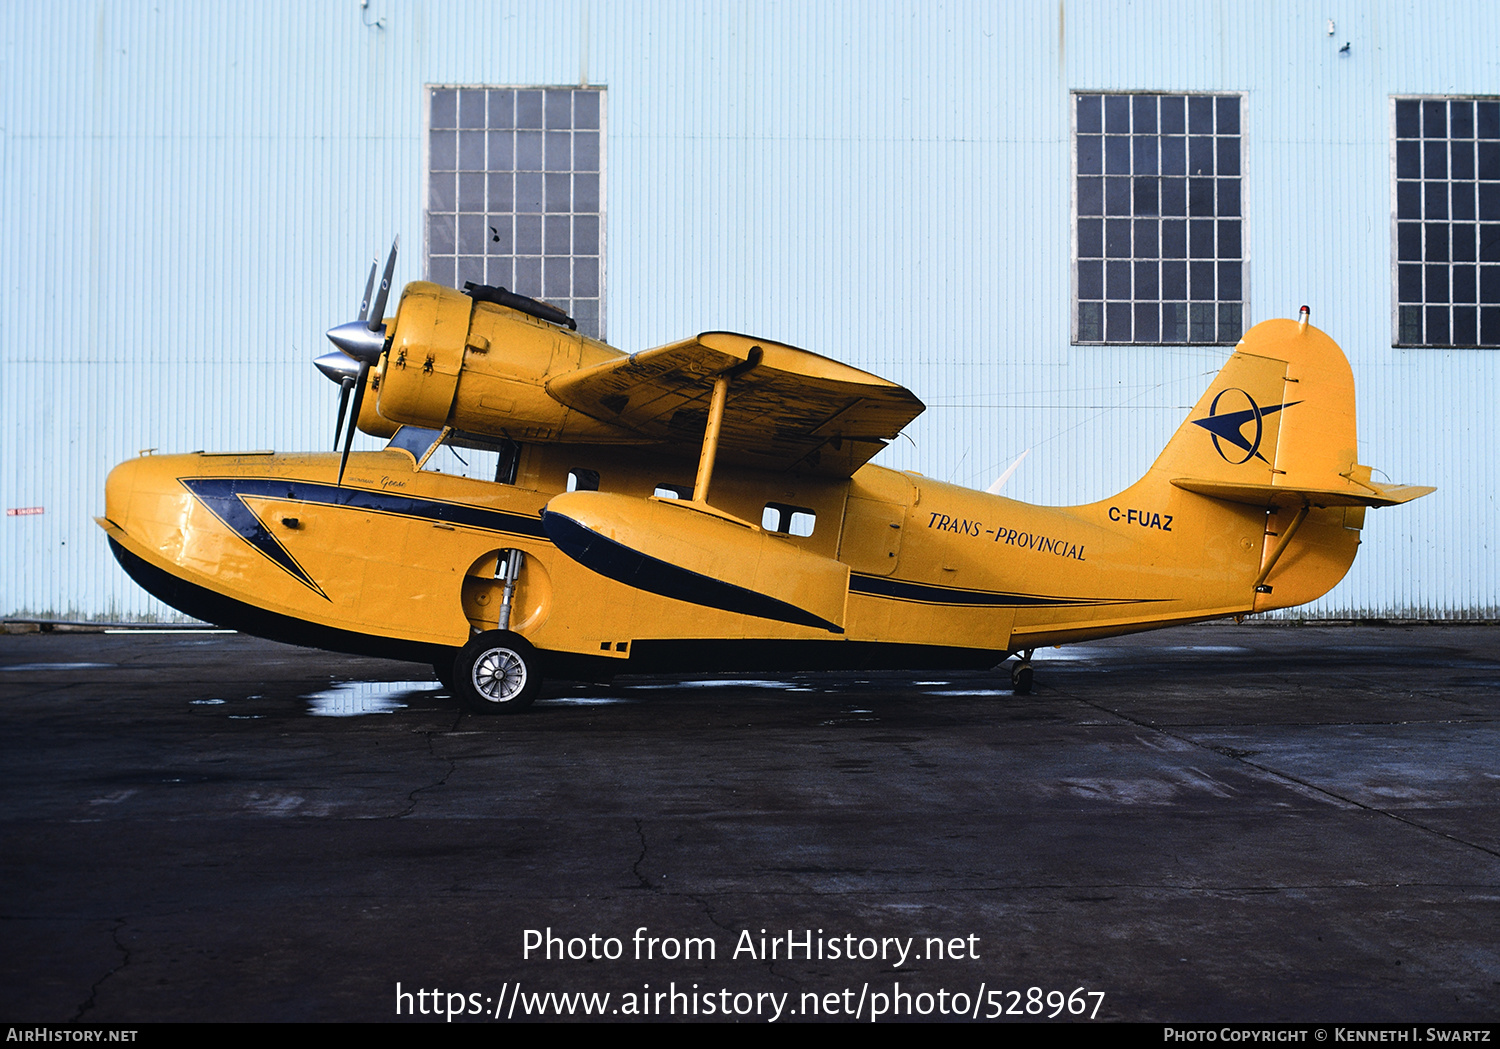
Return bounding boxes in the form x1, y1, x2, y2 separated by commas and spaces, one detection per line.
544, 331, 925, 477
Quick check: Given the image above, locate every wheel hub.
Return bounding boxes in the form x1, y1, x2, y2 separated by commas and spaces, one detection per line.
473, 646, 527, 702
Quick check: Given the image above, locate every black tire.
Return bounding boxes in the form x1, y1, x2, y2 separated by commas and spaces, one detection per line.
1010, 663, 1033, 695
454, 631, 541, 714
431, 656, 457, 695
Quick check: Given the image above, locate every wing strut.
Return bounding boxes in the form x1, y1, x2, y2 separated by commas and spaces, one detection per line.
690, 349, 763, 505
692, 375, 731, 503
1253, 502, 1311, 594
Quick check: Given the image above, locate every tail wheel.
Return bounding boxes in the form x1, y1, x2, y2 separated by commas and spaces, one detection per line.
455, 630, 541, 714
1010, 662, 1033, 695
1010, 649, 1035, 695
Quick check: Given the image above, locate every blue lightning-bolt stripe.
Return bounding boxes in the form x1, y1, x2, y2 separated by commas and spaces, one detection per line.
179, 477, 546, 598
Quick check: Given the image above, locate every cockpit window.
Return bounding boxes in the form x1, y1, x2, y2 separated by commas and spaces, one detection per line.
389, 427, 516, 482
387, 426, 444, 459
419, 441, 501, 481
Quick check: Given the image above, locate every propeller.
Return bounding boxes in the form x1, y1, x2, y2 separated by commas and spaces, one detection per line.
359, 257, 378, 322
320, 237, 399, 487
313, 351, 360, 449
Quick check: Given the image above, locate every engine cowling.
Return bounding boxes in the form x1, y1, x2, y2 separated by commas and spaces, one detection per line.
376, 281, 470, 426
371, 281, 636, 444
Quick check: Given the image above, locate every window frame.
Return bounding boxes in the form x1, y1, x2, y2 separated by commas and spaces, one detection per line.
1390, 95, 1500, 349
1071, 91, 1249, 346
566, 468, 601, 493
761, 502, 817, 538
424, 84, 607, 340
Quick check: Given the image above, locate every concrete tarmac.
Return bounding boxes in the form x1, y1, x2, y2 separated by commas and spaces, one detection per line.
1, 622, 1497, 1023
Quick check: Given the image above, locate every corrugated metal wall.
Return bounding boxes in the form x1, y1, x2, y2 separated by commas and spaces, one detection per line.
1, 0, 1492, 620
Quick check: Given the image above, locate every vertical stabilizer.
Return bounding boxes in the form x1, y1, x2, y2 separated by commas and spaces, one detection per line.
1103, 317, 1431, 614
1146, 318, 1358, 496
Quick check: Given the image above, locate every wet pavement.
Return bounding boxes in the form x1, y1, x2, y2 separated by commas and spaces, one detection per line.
1, 623, 1497, 1022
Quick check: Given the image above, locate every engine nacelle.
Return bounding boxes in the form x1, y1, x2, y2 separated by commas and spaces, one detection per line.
376, 282, 470, 426
371, 282, 636, 444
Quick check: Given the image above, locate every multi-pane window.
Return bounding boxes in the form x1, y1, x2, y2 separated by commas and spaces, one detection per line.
1073, 93, 1245, 345
427, 86, 605, 339
1393, 97, 1500, 347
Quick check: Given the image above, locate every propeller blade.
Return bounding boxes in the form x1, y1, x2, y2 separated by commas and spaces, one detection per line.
326, 237, 397, 488
336, 362, 370, 488
333, 377, 354, 450
367, 236, 400, 333
358, 256, 379, 322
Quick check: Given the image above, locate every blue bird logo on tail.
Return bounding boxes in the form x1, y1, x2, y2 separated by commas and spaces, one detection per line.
1190, 388, 1301, 465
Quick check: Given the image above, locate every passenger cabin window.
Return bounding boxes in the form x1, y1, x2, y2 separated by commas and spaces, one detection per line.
763, 503, 816, 537
654, 484, 692, 500
567, 468, 600, 492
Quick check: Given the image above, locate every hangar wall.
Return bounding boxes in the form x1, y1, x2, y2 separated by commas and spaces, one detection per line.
0, 0, 1491, 621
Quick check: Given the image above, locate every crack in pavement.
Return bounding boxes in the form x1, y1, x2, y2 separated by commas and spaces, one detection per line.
632, 818, 659, 892
399, 729, 459, 817
74, 916, 129, 1022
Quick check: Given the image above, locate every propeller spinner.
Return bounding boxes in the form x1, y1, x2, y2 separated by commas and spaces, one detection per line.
313, 351, 360, 450
321, 237, 399, 486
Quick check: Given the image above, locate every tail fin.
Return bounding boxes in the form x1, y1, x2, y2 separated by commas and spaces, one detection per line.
1148, 317, 1350, 499
1123, 316, 1432, 612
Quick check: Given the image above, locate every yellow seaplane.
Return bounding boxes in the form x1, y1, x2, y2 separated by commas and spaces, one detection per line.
98, 241, 1433, 712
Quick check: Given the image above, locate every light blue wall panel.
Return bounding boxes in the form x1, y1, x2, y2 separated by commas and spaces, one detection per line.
1, 1, 1493, 621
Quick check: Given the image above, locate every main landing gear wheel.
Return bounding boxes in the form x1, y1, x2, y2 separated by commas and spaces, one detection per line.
431, 657, 456, 695
1010, 650, 1034, 695
454, 630, 541, 714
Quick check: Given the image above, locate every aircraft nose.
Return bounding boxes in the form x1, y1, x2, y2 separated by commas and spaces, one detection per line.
104, 456, 150, 527
314, 350, 360, 385
325, 320, 387, 365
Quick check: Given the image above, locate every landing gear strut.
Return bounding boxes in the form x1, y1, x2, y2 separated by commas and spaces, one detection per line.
1010, 649, 1035, 695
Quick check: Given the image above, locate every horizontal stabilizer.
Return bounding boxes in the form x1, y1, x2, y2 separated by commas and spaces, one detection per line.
1172, 475, 1435, 509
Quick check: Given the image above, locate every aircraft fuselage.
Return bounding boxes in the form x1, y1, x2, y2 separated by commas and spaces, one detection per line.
100, 433, 1290, 680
